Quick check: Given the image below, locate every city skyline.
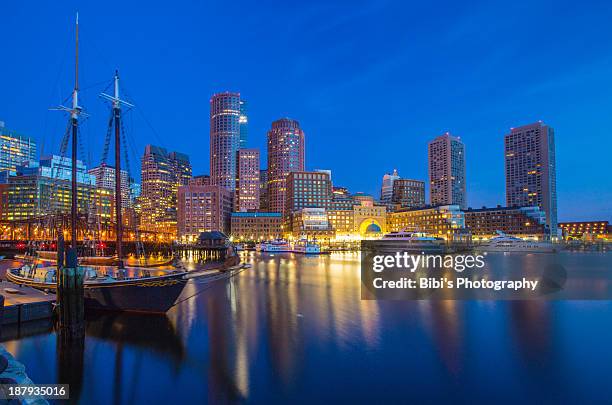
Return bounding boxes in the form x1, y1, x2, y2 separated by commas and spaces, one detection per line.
1, 2, 612, 221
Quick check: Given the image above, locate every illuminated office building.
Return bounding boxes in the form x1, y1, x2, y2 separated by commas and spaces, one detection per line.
428, 133, 467, 209
391, 178, 425, 209
267, 118, 305, 215
464, 206, 547, 240
230, 211, 282, 241
0, 121, 36, 178
88, 163, 130, 208
140, 145, 192, 237
210, 92, 241, 191
505, 122, 558, 235
236, 148, 260, 211
387, 205, 468, 241
177, 184, 232, 241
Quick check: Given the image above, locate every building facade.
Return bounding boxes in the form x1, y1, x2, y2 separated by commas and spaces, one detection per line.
428, 133, 467, 209
267, 118, 305, 215
0, 122, 37, 178
140, 145, 192, 237
505, 122, 558, 235
259, 169, 268, 211
189, 175, 210, 186
391, 178, 425, 209
236, 148, 260, 212
88, 163, 130, 208
387, 205, 468, 241
230, 211, 282, 241
464, 206, 547, 239
177, 184, 232, 241
210, 92, 241, 191
380, 169, 399, 204
559, 221, 610, 241
239, 99, 248, 149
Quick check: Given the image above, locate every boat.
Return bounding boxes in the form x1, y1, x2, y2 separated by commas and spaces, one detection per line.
8, 20, 193, 313
376, 230, 447, 253
291, 238, 322, 254
6, 265, 187, 313
256, 239, 292, 253
476, 231, 556, 253
36, 250, 118, 266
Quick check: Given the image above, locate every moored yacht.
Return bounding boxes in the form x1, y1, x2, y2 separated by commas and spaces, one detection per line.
476, 231, 556, 253
291, 239, 322, 254
257, 239, 292, 253
378, 230, 446, 253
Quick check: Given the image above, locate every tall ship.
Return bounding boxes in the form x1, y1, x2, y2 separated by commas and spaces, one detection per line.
7, 14, 243, 313
476, 231, 556, 253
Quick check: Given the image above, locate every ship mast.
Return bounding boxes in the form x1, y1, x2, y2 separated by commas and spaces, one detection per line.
71, 12, 79, 250
51, 13, 84, 249
101, 72, 133, 269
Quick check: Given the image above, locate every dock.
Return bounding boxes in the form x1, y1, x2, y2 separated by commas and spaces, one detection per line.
0, 261, 55, 328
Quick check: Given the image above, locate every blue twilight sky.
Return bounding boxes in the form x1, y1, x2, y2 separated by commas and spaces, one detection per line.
1, 0, 611, 221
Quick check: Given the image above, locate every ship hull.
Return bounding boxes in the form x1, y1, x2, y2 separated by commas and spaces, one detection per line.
6, 268, 187, 313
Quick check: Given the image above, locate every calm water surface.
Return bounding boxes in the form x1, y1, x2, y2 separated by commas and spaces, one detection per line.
2, 252, 612, 404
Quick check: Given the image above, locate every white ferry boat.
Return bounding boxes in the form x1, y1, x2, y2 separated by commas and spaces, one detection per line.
477, 231, 556, 253
379, 230, 446, 253
292, 239, 322, 254
257, 239, 292, 253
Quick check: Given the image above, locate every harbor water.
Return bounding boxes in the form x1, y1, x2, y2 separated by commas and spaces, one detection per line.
2, 251, 612, 403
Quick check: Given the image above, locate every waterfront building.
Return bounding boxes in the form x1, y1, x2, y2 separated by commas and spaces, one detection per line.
391, 178, 425, 209
558, 221, 610, 241
140, 145, 192, 237
353, 201, 387, 237
0, 157, 113, 238
189, 174, 210, 186
267, 118, 305, 215
236, 149, 260, 211
259, 169, 268, 211
284, 171, 333, 214
177, 184, 232, 242
387, 204, 468, 241
239, 99, 248, 148
210, 92, 241, 191
464, 206, 547, 240
380, 169, 399, 204
0, 121, 37, 178
287, 207, 334, 240
230, 211, 283, 241
505, 122, 558, 235
428, 133, 467, 209
88, 163, 130, 208
284, 171, 332, 235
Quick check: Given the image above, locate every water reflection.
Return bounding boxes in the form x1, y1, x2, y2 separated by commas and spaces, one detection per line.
1, 252, 612, 403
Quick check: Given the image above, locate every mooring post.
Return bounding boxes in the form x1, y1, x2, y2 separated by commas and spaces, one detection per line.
56, 235, 85, 335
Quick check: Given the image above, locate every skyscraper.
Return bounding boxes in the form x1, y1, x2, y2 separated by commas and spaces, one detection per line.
236, 148, 260, 212
267, 118, 305, 215
239, 99, 248, 149
505, 121, 558, 234
428, 132, 467, 209
0, 121, 36, 179
88, 163, 130, 208
210, 92, 241, 191
380, 169, 399, 203
140, 145, 192, 236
